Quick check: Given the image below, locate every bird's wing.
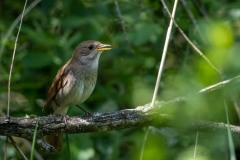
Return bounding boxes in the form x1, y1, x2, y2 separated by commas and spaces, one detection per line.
43, 63, 70, 113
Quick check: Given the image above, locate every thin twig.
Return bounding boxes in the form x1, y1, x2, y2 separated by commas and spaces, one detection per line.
180, 0, 198, 28
160, 0, 224, 78
224, 101, 236, 160
140, 1, 179, 160
151, 0, 179, 109
23, 140, 44, 160
66, 134, 72, 160
114, 0, 132, 51
8, 137, 28, 160
233, 97, 240, 121
193, 131, 198, 158
198, 75, 240, 94
7, 0, 28, 116
30, 120, 38, 160
179, 0, 204, 41
139, 127, 149, 160
3, 137, 8, 160
192, 0, 208, 18
6, 0, 28, 159
0, 0, 41, 74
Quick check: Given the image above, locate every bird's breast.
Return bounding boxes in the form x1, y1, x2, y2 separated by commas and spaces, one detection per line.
79, 71, 97, 103
54, 68, 97, 112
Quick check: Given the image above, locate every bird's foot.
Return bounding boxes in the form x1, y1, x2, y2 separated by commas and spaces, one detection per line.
57, 114, 68, 125
76, 105, 93, 117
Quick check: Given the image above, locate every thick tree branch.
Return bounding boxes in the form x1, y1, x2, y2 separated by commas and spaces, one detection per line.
0, 102, 240, 152
0, 74, 240, 152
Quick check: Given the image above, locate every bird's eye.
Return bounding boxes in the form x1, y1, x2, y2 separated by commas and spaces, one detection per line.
88, 45, 94, 50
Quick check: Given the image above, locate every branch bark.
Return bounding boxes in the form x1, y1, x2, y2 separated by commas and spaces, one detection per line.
1, 74, 240, 152
0, 102, 240, 152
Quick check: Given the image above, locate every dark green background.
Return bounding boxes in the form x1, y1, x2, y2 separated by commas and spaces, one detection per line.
0, 0, 240, 159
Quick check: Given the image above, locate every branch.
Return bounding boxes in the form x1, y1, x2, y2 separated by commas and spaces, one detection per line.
0, 106, 168, 137
0, 104, 239, 152
0, 74, 240, 152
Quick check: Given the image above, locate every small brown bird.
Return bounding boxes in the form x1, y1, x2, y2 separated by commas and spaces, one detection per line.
43, 40, 111, 151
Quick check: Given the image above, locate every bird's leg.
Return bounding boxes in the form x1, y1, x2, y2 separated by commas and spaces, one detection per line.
76, 105, 93, 117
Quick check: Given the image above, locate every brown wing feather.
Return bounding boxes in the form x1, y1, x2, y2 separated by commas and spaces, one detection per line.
43, 62, 70, 114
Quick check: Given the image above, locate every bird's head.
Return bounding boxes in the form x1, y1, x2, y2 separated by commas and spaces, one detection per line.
72, 40, 111, 67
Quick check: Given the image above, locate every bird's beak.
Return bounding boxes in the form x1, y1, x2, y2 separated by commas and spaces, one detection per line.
96, 44, 111, 51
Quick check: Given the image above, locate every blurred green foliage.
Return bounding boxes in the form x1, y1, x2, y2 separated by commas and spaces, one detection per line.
0, 0, 240, 159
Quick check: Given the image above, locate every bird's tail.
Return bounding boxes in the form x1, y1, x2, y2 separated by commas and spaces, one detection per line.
45, 133, 63, 151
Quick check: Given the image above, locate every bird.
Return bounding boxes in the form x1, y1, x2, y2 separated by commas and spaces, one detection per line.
43, 40, 111, 151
